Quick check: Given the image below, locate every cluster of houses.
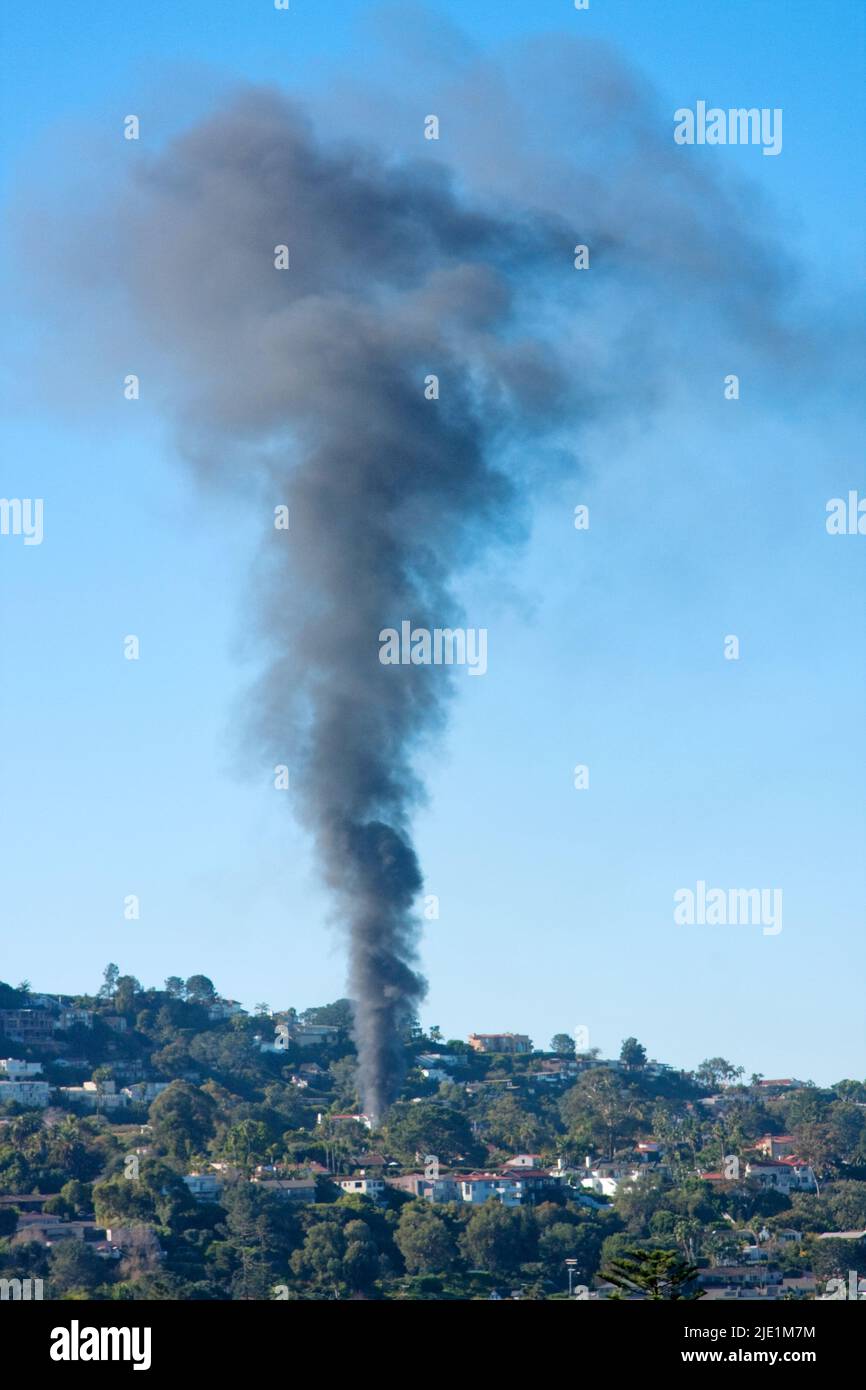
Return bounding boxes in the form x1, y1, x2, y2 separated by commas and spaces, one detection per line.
0, 1058, 168, 1112
0, 1190, 161, 1264
0, 997, 127, 1044
179, 1152, 572, 1209
578, 1131, 818, 1201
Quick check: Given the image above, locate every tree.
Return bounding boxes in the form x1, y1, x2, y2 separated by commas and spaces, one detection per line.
551, 1033, 577, 1057
59, 1180, 92, 1218
384, 1103, 478, 1166
342, 1218, 380, 1293
218, 1182, 295, 1300
100, 964, 120, 1000
395, 1202, 458, 1274
149, 1082, 216, 1161
117, 1226, 163, 1283
114, 976, 141, 1015
826, 1181, 866, 1231
291, 1222, 345, 1295
459, 1202, 525, 1278
185, 975, 217, 1004
43, 1193, 75, 1219
538, 1220, 604, 1282
810, 1237, 866, 1284
620, 1038, 647, 1072
560, 1069, 643, 1159
696, 1058, 743, 1090
49, 1238, 106, 1296
221, 1120, 270, 1171
791, 1122, 835, 1181
828, 1103, 866, 1165
673, 1217, 702, 1263
164, 977, 186, 999
301, 999, 353, 1029
602, 1246, 703, 1300
479, 1093, 553, 1153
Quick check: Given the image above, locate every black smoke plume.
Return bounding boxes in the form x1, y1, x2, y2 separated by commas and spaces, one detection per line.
15, 38, 797, 1118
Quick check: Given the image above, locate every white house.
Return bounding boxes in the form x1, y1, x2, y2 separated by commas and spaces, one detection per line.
459, 1175, 524, 1206
416, 1052, 465, 1070
207, 999, 247, 1022
0, 1079, 51, 1107
0, 1059, 44, 1079
336, 1176, 386, 1203
58, 1082, 127, 1112
581, 1160, 650, 1199
121, 1081, 170, 1104
317, 1112, 372, 1131
744, 1161, 817, 1194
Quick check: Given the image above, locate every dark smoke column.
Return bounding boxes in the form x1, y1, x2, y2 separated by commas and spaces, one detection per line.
102, 92, 566, 1119
337, 821, 424, 1124
46, 58, 780, 1117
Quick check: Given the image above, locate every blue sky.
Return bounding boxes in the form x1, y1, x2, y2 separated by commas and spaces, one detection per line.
1, 1, 863, 1084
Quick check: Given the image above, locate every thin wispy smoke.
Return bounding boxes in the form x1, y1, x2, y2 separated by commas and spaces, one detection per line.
14, 35, 799, 1118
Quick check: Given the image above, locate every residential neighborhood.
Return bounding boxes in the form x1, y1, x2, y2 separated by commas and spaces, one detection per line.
0, 971, 864, 1301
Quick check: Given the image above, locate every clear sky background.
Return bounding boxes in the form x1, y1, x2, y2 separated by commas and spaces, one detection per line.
0, 1, 863, 1084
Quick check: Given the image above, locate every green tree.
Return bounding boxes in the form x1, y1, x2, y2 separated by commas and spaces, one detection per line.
459, 1202, 525, 1279
218, 1182, 294, 1300
696, 1058, 743, 1090
291, 1222, 346, 1294
384, 1102, 478, 1166
810, 1237, 866, 1284
100, 963, 120, 1000
49, 1239, 107, 1296
395, 1202, 458, 1274
149, 1082, 216, 1161
60, 1180, 92, 1218
602, 1246, 703, 1300
222, 1120, 270, 1171
301, 999, 353, 1029
620, 1038, 648, 1072
43, 1193, 75, 1220
114, 976, 141, 1015
826, 1181, 866, 1231
342, 1219, 380, 1293
479, 1093, 552, 1152
185, 975, 217, 1004
551, 1033, 577, 1057
538, 1220, 604, 1283
560, 1069, 643, 1159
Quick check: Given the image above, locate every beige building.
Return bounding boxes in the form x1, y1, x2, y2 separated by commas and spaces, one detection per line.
468, 1032, 532, 1055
